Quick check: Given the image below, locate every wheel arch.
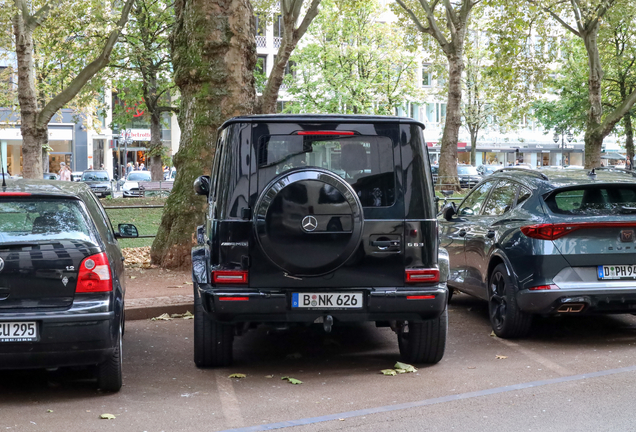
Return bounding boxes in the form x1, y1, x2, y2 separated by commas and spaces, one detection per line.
487, 251, 518, 289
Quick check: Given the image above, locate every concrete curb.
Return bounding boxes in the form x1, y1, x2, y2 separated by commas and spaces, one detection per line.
126, 294, 194, 320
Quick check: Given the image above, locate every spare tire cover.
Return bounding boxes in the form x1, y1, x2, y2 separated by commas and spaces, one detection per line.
254, 168, 364, 276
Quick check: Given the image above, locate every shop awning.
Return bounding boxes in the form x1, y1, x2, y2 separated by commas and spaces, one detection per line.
601, 151, 626, 160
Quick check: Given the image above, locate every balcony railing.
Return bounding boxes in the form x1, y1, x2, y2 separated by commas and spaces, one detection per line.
256, 36, 267, 48
274, 37, 282, 48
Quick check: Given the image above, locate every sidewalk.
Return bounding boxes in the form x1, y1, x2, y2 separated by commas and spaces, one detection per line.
125, 267, 194, 320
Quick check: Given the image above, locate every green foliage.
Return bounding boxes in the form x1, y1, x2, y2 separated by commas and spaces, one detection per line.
286, 0, 421, 115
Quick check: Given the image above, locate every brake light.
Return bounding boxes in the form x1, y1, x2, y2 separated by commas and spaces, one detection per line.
529, 284, 559, 290
213, 270, 248, 284
218, 296, 249, 301
521, 222, 636, 240
405, 269, 440, 283
297, 131, 355, 136
76, 252, 112, 293
406, 295, 436, 300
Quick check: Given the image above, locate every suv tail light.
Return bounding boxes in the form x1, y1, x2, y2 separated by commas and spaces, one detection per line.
405, 269, 440, 283
76, 252, 112, 293
521, 222, 636, 240
213, 270, 248, 284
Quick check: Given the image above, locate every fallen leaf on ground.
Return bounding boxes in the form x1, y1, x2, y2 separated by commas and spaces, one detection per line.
281, 376, 302, 384
151, 313, 172, 321
490, 331, 497, 337
380, 369, 397, 376
394, 362, 417, 373
468, 366, 476, 369
129, 276, 136, 279
265, 375, 274, 379
170, 311, 194, 319
122, 246, 151, 268
495, 355, 508, 360
184, 281, 193, 285
228, 373, 246, 379
46, 410, 53, 413
100, 414, 116, 420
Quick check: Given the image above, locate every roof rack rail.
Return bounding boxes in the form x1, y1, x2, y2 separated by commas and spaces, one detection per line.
493, 167, 549, 180
594, 167, 636, 177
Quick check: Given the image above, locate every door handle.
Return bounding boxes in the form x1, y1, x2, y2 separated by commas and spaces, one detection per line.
459, 229, 466, 237
487, 230, 495, 238
371, 240, 400, 248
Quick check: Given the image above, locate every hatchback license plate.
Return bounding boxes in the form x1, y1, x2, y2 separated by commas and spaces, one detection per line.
0, 322, 38, 342
598, 265, 636, 280
292, 293, 363, 309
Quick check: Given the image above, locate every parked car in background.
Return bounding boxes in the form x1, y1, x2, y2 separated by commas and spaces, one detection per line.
457, 165, 482, 189
431, 165, 438, 183
122, 171, 152, 197
71, 171, 83, 182
81, 170, 112, 198
477, 164, 502, 177
43, 173, 59, 180
192, 114, 449, 367
439, 167, 636, 338
0, 179, 138, 391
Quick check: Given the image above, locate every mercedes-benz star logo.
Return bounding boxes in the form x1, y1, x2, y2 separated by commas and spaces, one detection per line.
301, 215, 318, 232
0, 258, 4, 273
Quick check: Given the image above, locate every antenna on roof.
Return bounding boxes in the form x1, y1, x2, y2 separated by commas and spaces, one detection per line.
0, 148, 6, 188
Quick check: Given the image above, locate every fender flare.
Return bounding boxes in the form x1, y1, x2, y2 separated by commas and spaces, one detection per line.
438, 247, 449, 283
488, 250, 519, 289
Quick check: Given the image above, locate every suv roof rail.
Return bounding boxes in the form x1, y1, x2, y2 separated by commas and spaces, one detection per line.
493, 168, 549, 180
594, 167, 636, 177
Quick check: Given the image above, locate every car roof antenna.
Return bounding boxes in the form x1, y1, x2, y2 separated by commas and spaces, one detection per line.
0, 148, 6, 188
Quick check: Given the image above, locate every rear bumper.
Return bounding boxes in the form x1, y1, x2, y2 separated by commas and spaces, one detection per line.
0, 295, 120, 370
198, 284, 448, 323
517, 286, 636, 314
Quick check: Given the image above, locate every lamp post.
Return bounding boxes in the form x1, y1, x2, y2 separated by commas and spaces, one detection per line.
553, 129, 574, 166
121, 129, 133, 178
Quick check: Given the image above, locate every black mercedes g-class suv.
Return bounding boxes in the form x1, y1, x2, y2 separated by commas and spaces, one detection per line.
192, 115, 449, 367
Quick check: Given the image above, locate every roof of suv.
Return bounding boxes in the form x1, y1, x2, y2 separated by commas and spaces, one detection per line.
0, 179, 88, 197
221, 114, 426, 129
490, 167, 636, 190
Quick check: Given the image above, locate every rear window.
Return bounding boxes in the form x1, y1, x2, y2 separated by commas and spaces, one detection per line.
544, 186, 636, 215
127, 172, 151, 181
458, 166, 479, 176
82, 171, 109, 181
0, 199, 97, 243
258, 135, 395, 207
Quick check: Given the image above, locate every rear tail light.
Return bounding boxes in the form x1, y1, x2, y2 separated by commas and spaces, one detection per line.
405, 269, 440, 283
521, 222, 636, 240
76, 252, 112, 293
213, 270, 248, 284
529, 284, 559, 290
218, 296, 249, 301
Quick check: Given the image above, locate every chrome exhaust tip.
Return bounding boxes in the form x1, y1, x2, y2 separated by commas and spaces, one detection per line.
557, 303, 586, 313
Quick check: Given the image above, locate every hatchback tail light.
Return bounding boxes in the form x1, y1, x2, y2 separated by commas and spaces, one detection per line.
405, 269, 440, 283
521, 222, 636, 240
213, 270, 248, 284
76, 252, 112, 293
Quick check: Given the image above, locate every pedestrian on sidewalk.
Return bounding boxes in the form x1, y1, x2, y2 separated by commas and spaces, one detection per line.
59, 162, 71, 181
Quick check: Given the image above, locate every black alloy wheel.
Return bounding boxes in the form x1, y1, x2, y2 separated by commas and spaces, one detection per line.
488, 263, 532, 338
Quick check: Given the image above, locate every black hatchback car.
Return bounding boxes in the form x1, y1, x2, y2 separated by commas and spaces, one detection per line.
192, 115, 449, 367
0, 179, 137, 391
440, 168, 636, 338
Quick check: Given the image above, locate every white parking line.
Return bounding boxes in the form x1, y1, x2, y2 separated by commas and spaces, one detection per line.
216, 370, 245, 428
493, 337, 572, 375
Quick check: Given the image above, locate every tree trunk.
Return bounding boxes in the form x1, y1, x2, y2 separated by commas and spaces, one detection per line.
469, 128, 478, 166
438, 54, 464, 191
14, 13, 45, 179
258, 39, 295, 114
149, 110, 164, 181
625, 112, 634, 167
151, 0, 256, 268
582, 27, 603, 169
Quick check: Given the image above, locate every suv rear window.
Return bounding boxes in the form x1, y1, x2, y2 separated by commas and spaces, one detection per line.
258, 135, 395, 207
0, 199, 97, 243
544, 185, 636, 215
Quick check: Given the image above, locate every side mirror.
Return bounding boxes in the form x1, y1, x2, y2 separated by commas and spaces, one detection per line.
441, 190, 454, 197
194, 175, 211, 196
116, 223, 139, 238
442, 204, 456, 221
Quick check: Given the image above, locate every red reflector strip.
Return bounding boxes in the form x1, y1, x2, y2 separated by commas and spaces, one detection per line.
406, 295, 436, 300
212, 270, 248, 284
218, 296, 249, 301
405, 269, 440, 283
0, 192, 31, 196
529, 284, 559, 291
297, 131, 355, 135
521, 222, 636, 240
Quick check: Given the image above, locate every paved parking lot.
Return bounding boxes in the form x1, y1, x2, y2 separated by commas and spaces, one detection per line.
2, 293, 636, 431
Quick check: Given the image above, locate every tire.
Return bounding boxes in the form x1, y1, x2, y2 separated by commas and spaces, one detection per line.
398, 308, 448, 365
193, 284, 234, 368
488, 263, 533, 338
447, 288, 454, 304
97, 322, 123, 392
